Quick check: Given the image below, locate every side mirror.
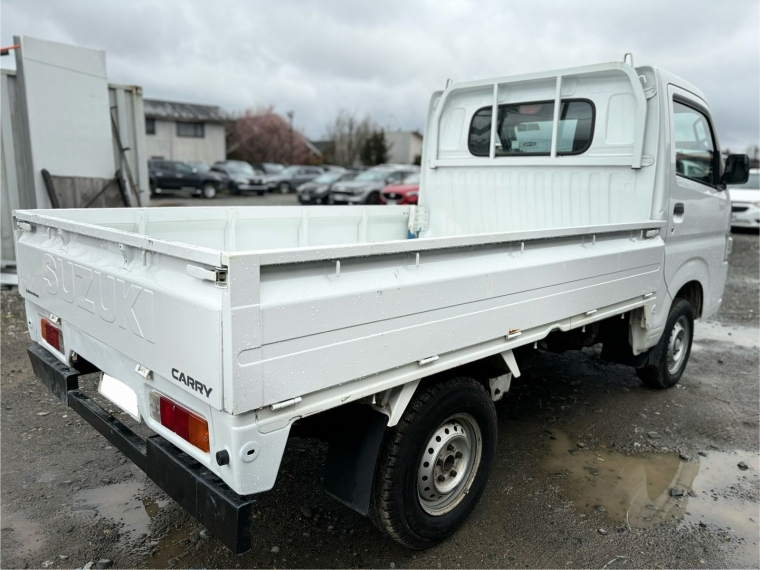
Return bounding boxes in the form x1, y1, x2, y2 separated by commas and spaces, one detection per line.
722, 154, 750, 186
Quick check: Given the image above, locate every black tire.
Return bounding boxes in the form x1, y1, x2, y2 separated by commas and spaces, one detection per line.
369, 377, 497, 549
636, 298, 695, 389
366, 191, 382, 205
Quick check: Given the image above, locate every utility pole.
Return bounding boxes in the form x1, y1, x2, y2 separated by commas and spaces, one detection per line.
287, 110, 294, 165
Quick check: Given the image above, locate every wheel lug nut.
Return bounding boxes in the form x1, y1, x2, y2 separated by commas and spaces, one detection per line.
437, 459, 443, 467
437, 475, 446, 483
455, 451, 462, 459
450, 470, 457, 477
447, 444, 455, 452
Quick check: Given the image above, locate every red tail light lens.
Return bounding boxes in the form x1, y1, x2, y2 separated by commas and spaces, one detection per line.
150, 392, 209, 452
41, 319, 63, 353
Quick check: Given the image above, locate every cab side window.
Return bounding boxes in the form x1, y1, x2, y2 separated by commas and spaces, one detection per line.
673, 101, 717, 186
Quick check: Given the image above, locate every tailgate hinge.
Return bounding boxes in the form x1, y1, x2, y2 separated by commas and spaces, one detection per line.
186, 264, 228, 285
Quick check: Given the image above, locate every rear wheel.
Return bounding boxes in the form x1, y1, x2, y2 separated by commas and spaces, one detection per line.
636, 298, 695, 389
369, 377, 497, 549
279, 182, 290, 194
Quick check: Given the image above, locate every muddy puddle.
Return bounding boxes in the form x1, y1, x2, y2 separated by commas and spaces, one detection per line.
543, 432, 759, 567
73, 480, 168, 539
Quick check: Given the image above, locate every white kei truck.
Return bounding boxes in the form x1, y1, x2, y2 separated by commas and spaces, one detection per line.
15, 57, 749, 553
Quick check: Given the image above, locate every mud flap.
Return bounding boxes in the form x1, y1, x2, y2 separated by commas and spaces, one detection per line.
323, 406, 388, 516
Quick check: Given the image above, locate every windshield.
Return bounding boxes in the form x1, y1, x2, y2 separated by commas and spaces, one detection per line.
313, 171, 344, 184
729, 172, 760, 189
187, 162, 209, 172
263, 163, 284, 174
355, 169, 392, 182
227, 162, 255, 175
402, 173, 420, 185
281, 166, 300, 176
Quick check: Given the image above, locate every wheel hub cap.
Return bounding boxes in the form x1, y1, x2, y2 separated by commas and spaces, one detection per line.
417, 414, 481, 516
666, 315, 690, 375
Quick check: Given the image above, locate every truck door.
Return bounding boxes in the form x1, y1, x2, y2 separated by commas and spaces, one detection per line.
664, 85, 729, 309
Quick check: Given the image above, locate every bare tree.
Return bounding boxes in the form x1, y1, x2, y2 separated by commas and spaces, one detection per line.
323, 110, 374, 167
227, 106, 316, 165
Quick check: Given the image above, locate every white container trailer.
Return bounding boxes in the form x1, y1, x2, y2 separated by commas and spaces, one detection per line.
16, 59, 748, 553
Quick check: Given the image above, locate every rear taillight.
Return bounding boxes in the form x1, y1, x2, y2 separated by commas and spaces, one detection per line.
149, 391, 209, 452
41, 318, 63, 353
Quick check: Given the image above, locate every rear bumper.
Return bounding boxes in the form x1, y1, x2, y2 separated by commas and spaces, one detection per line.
27, 343, 255, 554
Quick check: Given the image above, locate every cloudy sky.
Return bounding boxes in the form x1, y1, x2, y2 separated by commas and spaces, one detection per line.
2, 0, 758, 150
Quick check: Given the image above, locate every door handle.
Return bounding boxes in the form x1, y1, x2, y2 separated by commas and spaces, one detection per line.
674, 203, 685, 216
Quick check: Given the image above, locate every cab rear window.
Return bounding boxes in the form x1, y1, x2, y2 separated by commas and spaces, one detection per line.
469, 100, 594, 157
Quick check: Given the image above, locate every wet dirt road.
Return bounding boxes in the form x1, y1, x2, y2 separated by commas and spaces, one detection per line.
1, 227, 758, 569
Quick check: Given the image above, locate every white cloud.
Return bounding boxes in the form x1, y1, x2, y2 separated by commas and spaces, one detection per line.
2, 0, 758, 149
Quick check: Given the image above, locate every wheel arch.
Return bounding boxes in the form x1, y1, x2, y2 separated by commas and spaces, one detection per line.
673, 280, 704, 319
667, 257, 708, 319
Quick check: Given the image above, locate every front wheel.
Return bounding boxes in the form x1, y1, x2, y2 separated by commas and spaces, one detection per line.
201, 184, 217, 199
369, 377, 497, 549
278, 182, 290, 194
636, 298, 695, 389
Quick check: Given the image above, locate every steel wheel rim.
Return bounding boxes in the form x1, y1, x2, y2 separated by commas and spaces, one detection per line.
666, 315, 690, 375
417, 413, 482, 516
203, 185, 216, 198
279, 183, 289, 193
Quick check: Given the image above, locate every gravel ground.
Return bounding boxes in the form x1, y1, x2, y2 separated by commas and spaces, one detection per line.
1, 199, 758, 569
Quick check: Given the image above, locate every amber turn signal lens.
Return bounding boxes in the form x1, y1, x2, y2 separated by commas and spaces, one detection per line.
151, 391, 210, 453
41, 319, 63, 353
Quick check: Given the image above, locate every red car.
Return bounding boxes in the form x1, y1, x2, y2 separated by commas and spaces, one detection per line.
380, 173, 420, 204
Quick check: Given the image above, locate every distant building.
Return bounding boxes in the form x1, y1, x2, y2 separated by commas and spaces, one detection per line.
385, 131, 423, 165
144, 99, 227, 164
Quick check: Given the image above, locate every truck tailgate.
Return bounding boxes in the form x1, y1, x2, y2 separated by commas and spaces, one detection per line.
16, 226, 224, 410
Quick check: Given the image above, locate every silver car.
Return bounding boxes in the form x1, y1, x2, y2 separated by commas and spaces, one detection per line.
330, 165, 418, 205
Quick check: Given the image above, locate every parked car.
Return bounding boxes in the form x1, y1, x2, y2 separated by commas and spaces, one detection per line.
331, 165, 418, 204
17, 59, 749, 555
149, 159, 225, 199
297, 169, 356, 204
381, 172, 421, 205
729, 168, 759, 229
266, 165, 325, 193
211, 161, 268, 195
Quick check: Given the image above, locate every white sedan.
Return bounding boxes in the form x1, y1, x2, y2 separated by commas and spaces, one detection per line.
729, 168, 760, 229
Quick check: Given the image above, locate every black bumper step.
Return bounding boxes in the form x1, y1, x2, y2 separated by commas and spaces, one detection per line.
27, 344, 255, 554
